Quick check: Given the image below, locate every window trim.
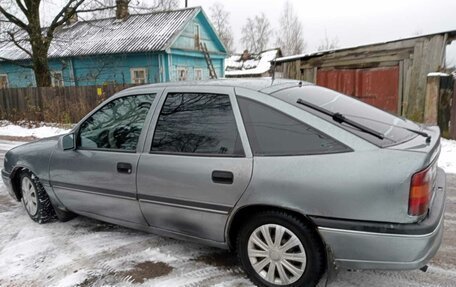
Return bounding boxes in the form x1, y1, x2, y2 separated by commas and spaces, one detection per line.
50, 71, 64, 87
76, 93, 157, 153
0, 74, 9, 89
237, 96, 353, 157
177, 67, 188, 81
149, 92, 246, 158
194, 24, 200, 49
130, 68, 148, 84
194, 68, 203, 80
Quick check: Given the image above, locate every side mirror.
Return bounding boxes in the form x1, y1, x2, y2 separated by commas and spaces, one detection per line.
62, 133, 75, 151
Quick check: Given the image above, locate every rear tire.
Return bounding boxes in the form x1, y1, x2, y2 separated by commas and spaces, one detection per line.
236, 211, 326, 287
20, 171, 56, 223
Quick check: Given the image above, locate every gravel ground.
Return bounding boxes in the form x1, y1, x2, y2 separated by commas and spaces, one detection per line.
0, 140, 455, 287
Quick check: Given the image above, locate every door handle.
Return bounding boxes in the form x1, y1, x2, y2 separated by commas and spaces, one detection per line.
117, 162, 132, 174
212, 170, 233, 184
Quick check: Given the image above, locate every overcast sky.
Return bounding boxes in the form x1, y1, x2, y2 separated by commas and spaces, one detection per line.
188, 0, 456, 66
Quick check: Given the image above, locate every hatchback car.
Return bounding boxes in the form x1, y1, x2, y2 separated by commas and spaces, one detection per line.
2, 79, 446, 287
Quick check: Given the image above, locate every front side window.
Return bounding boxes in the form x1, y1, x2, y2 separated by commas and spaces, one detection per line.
238, 97, 350, 156
79, 94, 155, 151
151, 93, 244, 156
131, 68, 147, 84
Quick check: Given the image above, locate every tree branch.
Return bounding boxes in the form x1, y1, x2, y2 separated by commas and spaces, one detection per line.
15, 0, 28, 16
7, 31, 32, 57
45, 0, 86, 42
0, 5, 29, 32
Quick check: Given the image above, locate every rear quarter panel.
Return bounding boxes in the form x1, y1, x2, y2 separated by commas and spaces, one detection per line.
236, 148, 426, 224
231, 87, 428, 224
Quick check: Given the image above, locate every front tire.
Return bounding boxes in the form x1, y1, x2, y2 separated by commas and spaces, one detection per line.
237, 211, 325, 287
20, 171, 55, 223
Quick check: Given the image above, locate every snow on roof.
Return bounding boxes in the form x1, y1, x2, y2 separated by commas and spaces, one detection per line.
427, 72, 450, 77
0, 7, 200, 61
225, 49, 280, 76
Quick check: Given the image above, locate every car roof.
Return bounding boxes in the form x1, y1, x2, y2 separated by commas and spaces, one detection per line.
122, 78, 313, 94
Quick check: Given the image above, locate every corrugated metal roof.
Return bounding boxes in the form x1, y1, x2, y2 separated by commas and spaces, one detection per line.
274, 29, 456, 63
0, 7, 200, 61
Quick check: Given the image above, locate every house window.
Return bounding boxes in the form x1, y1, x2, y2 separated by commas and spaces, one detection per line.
194, 24, 200, 49
130, 68, 148, 84
0, 74, 8, 89
51, 71, 64, 87
177, 67, 188, 81
194, 68, 203, 80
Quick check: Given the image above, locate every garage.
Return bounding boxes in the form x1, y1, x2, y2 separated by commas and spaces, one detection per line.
316, 66, 400, 114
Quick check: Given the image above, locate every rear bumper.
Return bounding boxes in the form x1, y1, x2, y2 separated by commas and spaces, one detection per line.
1, 169, 15, 199
316, 168, 446, 270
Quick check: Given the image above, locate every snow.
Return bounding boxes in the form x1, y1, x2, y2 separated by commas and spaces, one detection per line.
427, 72, 450, 77
439, 139, 456, 174
0, 123, 70, 138
0, 127, 455, 286
225, 49, 279, 76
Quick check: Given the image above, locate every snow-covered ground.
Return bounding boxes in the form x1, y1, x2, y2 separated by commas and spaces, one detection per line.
0, 125, 455, 286
0, 122, 70, 139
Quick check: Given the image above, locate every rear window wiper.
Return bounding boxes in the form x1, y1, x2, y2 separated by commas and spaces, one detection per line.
296, 98, 385, 140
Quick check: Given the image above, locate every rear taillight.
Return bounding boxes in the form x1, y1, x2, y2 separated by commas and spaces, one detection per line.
408, 165, 433, 216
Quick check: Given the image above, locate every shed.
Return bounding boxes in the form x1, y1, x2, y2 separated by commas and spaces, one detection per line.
225, 49, 282, 78
274, 31, 456, 122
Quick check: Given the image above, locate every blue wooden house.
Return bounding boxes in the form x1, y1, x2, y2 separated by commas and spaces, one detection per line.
0, 6, 227, 88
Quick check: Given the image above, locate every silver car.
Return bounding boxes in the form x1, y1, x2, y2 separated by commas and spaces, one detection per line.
1, 79, 446, 287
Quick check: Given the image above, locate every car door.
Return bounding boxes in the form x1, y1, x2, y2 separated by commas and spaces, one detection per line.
137, 86, 253, 242
50, 90, 161, 225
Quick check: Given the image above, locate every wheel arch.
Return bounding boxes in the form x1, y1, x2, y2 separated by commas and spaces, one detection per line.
10, 166, 28, 201
226, 204, 324, 251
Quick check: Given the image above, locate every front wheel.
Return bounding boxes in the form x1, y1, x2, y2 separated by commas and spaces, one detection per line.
237, 211, 326, 287
20, 171, 55, 223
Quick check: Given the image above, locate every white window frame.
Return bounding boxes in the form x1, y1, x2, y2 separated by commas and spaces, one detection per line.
177, 67, 188, 81
130, 68, 148, 84
194, 68, 203, 81
51, 71, 64, 87
194, 24, 200, 49
0, 74, 9, 89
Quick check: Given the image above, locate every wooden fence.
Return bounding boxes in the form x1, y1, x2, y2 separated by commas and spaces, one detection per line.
0, 84, 135, 123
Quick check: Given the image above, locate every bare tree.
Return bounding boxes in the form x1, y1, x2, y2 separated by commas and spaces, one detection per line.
0, 0, 118, 87
209, 2, 234, 53
0, 0, 181, 87
317, 32, 339, 51
275, 1, 305, 56
241, 13, 272, 54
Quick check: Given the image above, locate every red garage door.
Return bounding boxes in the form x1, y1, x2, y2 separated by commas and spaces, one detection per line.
316, 66, 399, 114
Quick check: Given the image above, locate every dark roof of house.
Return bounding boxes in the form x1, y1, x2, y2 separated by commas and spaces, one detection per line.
0, 7, 201, 61
274, 29, 456, 63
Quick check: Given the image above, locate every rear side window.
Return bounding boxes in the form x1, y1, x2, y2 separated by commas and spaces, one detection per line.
237, 97, 349, 156
151, 93, 244, 156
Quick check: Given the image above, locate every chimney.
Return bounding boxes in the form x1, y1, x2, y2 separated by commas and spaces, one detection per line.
116, 0, 129, 20
241, 50, 251, 61
65, 8, 78, 25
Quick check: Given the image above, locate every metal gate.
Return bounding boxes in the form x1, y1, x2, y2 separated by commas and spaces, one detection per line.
316, 66, 400, 114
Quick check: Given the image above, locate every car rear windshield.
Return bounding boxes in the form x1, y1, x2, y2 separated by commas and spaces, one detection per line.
272, 86, 419, 147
